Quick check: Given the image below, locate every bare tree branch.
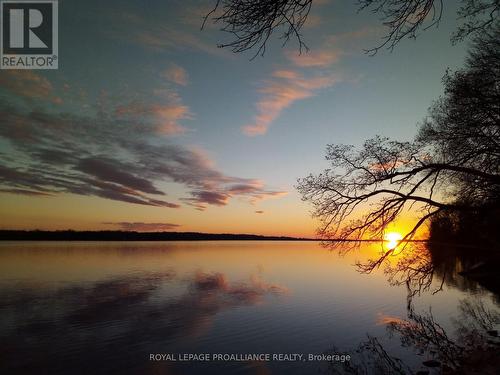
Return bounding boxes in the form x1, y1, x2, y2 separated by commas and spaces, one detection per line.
297, 29, 500, 280
358, 0, 443, 55
203, 0, 312, 58
204, 1, 499, 56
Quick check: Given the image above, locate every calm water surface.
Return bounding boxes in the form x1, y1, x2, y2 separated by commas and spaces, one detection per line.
0, 241, 497, 374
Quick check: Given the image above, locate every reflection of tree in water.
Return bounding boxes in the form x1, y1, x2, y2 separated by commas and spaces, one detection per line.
322, 224, 500, 374
406, 243, 498, 304
351, 239, 499, 302
327, 298, 500, 375
328, 335, 413, 375
358, 242, 440, 298
428, 242, 500, 299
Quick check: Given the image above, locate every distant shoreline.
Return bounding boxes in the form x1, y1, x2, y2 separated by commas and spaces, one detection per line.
0, 230, 317, 241
0, 230, 430, 242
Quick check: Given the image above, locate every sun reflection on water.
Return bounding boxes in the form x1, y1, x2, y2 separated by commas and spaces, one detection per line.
384, 232, 403, 250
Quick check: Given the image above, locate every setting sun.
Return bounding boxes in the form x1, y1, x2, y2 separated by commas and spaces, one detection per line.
384, 232, 403, 250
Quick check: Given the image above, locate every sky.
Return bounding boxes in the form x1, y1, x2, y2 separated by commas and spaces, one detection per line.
0, 0, 470, 236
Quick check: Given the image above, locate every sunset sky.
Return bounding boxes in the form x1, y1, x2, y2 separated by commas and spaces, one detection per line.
0, 0, 469, 236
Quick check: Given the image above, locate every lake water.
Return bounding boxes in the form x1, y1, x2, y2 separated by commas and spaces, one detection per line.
0, 241, 498, 374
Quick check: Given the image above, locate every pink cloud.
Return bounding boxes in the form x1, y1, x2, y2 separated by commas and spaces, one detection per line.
227, 181, 287, 203
162, 63, 189, 86
285, 25, 381, 71
0, 70, 61, 102
326, 26, 382, 45
103, 222, 181, 232
243, 70, 338, 136
241, 26, 378, 137
286, 49, 341, 67
115, 98, 191, 136
154, 104, 191, 134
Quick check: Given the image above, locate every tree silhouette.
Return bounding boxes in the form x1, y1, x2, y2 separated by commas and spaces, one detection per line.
359, 0, 499, 54
204, 0, 499, 56
204, 0, 312, 57
296, 28, 499, 269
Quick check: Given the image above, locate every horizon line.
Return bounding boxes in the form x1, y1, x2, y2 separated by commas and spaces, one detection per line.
0, 230, 429, 242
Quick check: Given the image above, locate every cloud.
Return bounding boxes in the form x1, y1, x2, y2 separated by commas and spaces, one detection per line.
154, 105, 191, 134
77, 157, 165, 195
227, 181, 287, 203
162, 63, 189, 86
107, 8, 234, 59
0, 70, 61, 103
303, 13, 322, 29
242, 25, 378, 137
121, 13, 230, 58
135, 28, 216, 55
103, 222, 181, 232
285, 26, 381, 71
185, 190, 230, 208
0, 188, 53, 196
115, 96, 191, 136
326, 26, 382, 46
286, 49, 342, 68
0, 163, 181, 208
182, 179, 286, 210
0, 100, 285, 210
80, 177, 180, 208
243, 70, 338, 136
